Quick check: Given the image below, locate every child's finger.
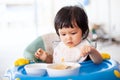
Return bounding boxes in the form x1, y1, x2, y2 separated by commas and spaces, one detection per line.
80, 50, 86, 57
38, 48, 44, 53
35, 52, 40, 59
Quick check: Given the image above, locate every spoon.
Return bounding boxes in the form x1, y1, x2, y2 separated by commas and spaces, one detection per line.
65, 66, 72, 69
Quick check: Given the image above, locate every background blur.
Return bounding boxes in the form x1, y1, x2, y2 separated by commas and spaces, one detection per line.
0, 0, 120, 77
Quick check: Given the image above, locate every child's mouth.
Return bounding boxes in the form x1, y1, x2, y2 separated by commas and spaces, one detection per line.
66, 42, 73, 47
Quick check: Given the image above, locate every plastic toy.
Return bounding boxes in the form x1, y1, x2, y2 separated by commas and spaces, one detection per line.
101, 52, 111, 60
14, 58, 30, 66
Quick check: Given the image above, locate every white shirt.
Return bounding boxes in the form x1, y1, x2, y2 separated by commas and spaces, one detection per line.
53, 40, 89, 63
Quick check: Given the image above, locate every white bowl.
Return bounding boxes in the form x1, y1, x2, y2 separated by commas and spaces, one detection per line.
24, 63, 47, 76
47, 62, 80, 77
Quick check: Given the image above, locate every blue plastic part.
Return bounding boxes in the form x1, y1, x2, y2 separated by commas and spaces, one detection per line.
8, 59, 120, 80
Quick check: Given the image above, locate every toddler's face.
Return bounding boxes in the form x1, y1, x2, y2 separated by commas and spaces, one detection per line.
58, 26, 82, 47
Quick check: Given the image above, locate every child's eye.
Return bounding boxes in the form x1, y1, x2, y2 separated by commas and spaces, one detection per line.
61, 34, 66, 36
71, 32, 77, 35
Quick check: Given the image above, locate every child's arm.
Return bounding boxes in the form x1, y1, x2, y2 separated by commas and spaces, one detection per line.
80, 45, 103, 64
88, 47, 103, 64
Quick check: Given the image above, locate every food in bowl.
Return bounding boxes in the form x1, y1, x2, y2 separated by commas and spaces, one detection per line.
47, 62, 80, 77
50, 64, 68, 70
49, 64, 74, 70
24, 63, 47, 76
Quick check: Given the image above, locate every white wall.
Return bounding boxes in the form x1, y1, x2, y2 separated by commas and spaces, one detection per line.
0, 25, 37, 77
110, 0, 120, 37
0, 1, 37, 77
84, 0, 120, 37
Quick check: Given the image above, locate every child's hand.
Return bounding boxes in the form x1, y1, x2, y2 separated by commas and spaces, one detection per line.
80, 45, 103, 64
80, 45, 95, 57
34, 48, 48, 61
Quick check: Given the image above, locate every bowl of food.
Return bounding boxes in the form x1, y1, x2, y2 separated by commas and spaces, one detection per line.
47, 62, 80, 77
24, 63, 47, 76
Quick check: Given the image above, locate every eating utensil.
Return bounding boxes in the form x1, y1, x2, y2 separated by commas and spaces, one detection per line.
65, 66, 72, 69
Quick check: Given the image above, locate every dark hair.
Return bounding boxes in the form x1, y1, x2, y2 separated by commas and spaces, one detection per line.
54, 5, 89, 40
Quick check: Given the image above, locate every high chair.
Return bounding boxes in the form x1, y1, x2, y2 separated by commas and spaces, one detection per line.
3, 33, 120, 80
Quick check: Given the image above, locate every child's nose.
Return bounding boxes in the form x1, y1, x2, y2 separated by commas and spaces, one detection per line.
66, 34, 72, 40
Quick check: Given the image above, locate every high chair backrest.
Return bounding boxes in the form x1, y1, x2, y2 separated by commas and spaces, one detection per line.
23, 33, 60, 62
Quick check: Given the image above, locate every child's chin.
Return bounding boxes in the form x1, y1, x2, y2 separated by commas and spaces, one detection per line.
67, 45, 74, 48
